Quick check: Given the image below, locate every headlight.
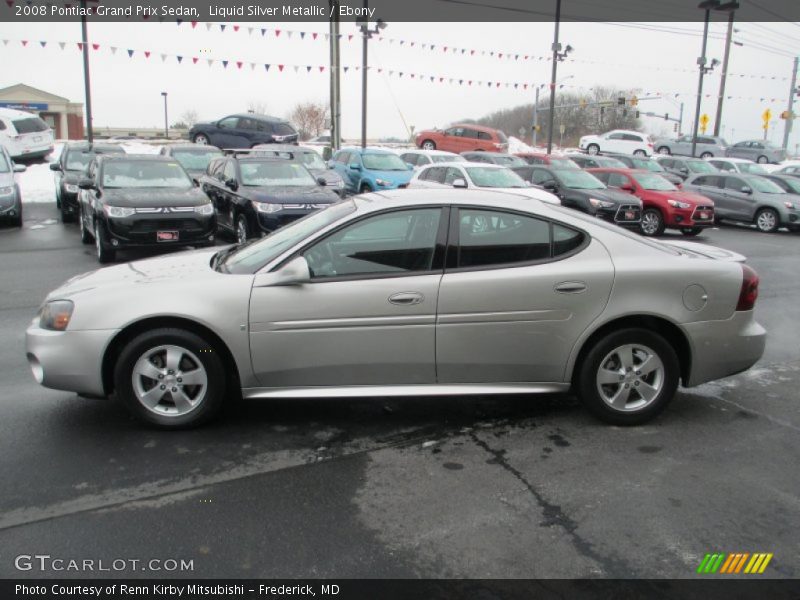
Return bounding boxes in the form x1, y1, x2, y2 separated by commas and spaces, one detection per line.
375, 179, 391, 186
256, 202, 282, 214
103, 205, 135, 218
194, 202, 214, 215
64, 184, 79, 193
667, 199, 691, 209
589, 198, 615, 208
0, 186, 13, 196
331, 179, 345, 189
784, 201, 798, 209
39, 300, 74, 331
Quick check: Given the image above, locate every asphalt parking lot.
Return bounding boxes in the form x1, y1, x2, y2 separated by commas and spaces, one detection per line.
0, 203, 798, 579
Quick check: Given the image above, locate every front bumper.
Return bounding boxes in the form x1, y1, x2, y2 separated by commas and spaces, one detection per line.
663, 205, 715, 228
682, 310, 766, 387
26, 323, 118, 396
596, 203, 641, 227
0, 193, 21, 216
60, 188, 79, 210
105, 213, 216, 247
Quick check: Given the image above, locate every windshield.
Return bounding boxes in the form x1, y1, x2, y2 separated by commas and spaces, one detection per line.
362, 153, 408, 171
687, 160, 717, 174
739, 163, 768, 175
599, 158, 627, 168
466, 167, 527, 188
297, 151, 327, 170
745, 176, 785, 194
241, 161, 316, 187
65, 147, 123, 171
172, 149, 223, 171
221, 200, 357, 274
0, 153, 9, 173
431, 154, 465, 164
556, 170, 606, 190
550, 158, 580, 169
631, 158, 664, 173
12, 117, 48, 134
632, 173, 677, 191
493, 155, 527, 167
102, 161, 191, 188
778, 177, 800, 194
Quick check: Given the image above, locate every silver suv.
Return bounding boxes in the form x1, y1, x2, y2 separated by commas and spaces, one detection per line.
653, 135, 728, 159
726, 140, 787, 164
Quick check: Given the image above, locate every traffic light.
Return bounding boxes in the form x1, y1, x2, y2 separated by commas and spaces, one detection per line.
630, 95, 638, 107
673, 123, 678, 132
617, 97, 626, 105
664, 113, 669, 121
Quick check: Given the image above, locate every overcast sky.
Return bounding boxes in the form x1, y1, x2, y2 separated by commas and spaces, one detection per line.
1, 20, 798, 148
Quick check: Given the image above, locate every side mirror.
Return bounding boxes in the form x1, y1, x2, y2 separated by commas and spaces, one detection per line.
317, 177, 327, 186
14, 163, 27, 173
225, 178, 239, 191
543, 180, 558, 191
256, 256, 311, 287
679, 167, 689, 174
192, 177, 200, 186
405, 162, 415, 170
78, 178, 95, 190
349, 163, 362, 171
620, 184, 634, 192
741, 186, 753, 195
49, 163, 61, 172
452, 178, 468, 188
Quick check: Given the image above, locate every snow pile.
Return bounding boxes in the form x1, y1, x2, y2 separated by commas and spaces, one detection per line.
507, 136, 537, 154
16, 143, 62, 204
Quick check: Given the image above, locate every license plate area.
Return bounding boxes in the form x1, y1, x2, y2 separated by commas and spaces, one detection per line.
157, 230, 179, 242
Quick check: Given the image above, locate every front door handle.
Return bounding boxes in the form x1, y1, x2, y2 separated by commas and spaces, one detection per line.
554, 281, 587, 294
389, 292, 424, 305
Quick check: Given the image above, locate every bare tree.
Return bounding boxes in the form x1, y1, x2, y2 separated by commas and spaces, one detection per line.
180, 109, 199, 128
247, 101, 269, 115
289, 101, 330, 140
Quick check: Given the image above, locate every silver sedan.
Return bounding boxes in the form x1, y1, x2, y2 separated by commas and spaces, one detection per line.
26, 189, 766, 429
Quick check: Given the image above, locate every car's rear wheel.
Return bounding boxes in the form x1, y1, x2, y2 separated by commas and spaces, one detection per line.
420, 140, 436, 150
754, 207, 779, 233
114, 328, 227, 429
633, 149, 647, 157
756, 155, 769, 164
576, 328, 679, 425
640, 208, 665, 236
657, 146, 671, 155
235, 214, 250, 245
700, 151, 713, 159
586, 144, 600, 155
360, 183, 373, 194
94, 220, 116, 263
680, 227, 703, 236
193, 134, 210, 145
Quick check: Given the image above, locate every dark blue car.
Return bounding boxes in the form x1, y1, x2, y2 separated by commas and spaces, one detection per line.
188, 114, 298, 149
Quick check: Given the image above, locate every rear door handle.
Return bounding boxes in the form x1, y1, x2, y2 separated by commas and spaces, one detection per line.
389, 292, 424, 305
554, 281, 587, 294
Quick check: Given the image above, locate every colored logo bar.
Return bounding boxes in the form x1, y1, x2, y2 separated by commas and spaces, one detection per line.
697, 553, 773, 574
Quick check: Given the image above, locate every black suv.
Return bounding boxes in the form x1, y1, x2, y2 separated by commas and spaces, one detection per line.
77, 155, 217, 263
188, 114, 298, 148
50, 142, 124, 223
199, 152, 339, 244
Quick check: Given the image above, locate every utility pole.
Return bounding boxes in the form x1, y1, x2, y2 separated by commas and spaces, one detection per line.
80, 0, 93, 143
546, 0, 561, 154
782, 56, 798, 151
691, 2, 714, 158
532, 86, 540, 147
679, 102, 684, 135
329, 0, 341, 152
714, 9, 735, 136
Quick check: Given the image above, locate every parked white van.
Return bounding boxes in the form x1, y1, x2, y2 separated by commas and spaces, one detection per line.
0, 107, 54, 160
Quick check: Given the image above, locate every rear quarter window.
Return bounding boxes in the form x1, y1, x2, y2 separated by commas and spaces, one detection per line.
12, 117, 49, 134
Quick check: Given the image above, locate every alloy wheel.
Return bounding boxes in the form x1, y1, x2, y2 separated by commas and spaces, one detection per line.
236, 216, 248, 244
131, 344, 208, 417
756, 209, 778, 233
640, 211, 661, 235
595, 343, 664, 412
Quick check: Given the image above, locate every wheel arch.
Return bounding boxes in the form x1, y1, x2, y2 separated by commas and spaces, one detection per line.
568, 314, 692, 387
101, 316, 241, 398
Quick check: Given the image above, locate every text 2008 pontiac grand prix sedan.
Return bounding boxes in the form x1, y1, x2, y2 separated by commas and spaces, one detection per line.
26, 189, 766, 429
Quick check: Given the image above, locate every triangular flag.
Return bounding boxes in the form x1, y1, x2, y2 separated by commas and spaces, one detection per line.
293, 65, 299, 73
319, 66, 325, 72
192, 57, 198, 64
222, 60, 228, 68
58, 42, 65, 50
278, 64, 285, 71
77, 42, 83, 50
161, 53, 167, 62
220, 24, 226, 32
92, 43, 99, 50
177, 55, 183, 63
287, 31, 293, 39
247, 27, 253, 35
21, 40, 28, 47
191, 21, 197, 28
312, 32, 318, 40
176, 19, 183, 26
127, 49, 134, 57
39, 41, 46, 47
110, 46, 117, 54
250, 63, 256, 70
144, 51, 150, 58
300, 32, 306, 39
348, 34, 353, 41
264, 64, 271, 71
236, 61, 243, 69
275, 29, 281, 36
205, 23, 212, 31
306, 65, 312, 72
207, 59, 213, 66
344, 66, 349, 73
261, 29, 266, 36
233, 25, 239, 32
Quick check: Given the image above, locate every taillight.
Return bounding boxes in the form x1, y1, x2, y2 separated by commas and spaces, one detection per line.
736, 264, 759, 311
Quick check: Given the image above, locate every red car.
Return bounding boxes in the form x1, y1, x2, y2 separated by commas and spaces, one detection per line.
587, 168, 715, 237
415, 124, 508, 153
514, 152, 580, 169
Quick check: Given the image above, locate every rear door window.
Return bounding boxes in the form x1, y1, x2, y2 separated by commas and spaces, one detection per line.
421, 166, 447, 183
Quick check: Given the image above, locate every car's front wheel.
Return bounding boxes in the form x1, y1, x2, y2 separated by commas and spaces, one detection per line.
114, 328, 227, 428
756, 155, 769, 164
586, 144, 600, 155
420, 140, 436, 150
193, 134, 210, 145
633, 149, 647, 157
576, 328, 679, 425
755, 207, 779, 233
79, 206, 93, 244
60, 200, 75, 223
94, 220, 116, 263
700, 152, 713, 159
235, 214, 250, 245
11, 202, 22, 228
657, 146, 671, 155
640, 208, 665, 236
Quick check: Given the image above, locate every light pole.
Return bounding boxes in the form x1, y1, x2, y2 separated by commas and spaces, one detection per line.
161, 92, 168, 139
713, 2, 740, 136
690, 0, 722, 158
358, 3, 387, 149
546, 0, 573, 154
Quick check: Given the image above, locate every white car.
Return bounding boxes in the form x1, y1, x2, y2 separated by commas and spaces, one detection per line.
579, 130, 654, 157
706, 157, 769, 176
762, 159, 800, 174
0, 107, 54, 160
398, 149, 466, 170
409, 162, 560, 204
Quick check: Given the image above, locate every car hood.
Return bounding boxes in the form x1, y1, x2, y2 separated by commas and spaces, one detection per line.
0, 172, 15, 187
366, 169, 413, 183
668, 190, 715, 206
307, 168, 343, 184
191, 121, 214, 130
584, 188, 642, 206
49, 247, 224, 299
102, 187, 210, 207
239, 185, 339, 204
492, 187, 561, 205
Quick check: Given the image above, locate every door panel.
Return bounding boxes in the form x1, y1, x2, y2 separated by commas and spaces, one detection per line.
436, 240, 614, 383
249, 275, 441, 387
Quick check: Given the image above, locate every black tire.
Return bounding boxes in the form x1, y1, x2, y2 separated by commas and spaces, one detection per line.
11, 204, 22, 228
235, 213, 251, 245
754, 207, 779, 233
193, 134, 210, 145
94, 219, 116, 263
640, 208, 665, 236
756, 155, 769, 164
587, 143, 600, 155
633, 149, 647, 157
360, 183, 373, 194
420, 139, 436, 150
576, 328, 680, 425
680, 227, 703, 237
60, 200, 75, 223
113, 328, 227, 429
79, 206, 93, 244
657, 146, 671, 155
700, 151, 713, 159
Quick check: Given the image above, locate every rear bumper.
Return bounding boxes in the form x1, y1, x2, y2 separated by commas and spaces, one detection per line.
682, 310, 766, 387
26, 323, 117, 396
11, 146, 54, 160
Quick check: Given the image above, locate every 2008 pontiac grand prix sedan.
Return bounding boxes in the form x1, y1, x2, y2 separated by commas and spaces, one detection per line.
26, 189, 766, 429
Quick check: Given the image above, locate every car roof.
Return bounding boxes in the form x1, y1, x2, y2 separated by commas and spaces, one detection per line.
229, 113, 288, 123
586, 167, 648, 174
338, 146, 398, 155
447, 123, 499, 133
97, 154, 173, 162
711, 157, 755, 163
0, 107, 44, 119
165, 144, 222, 152
402, 149, 458, 156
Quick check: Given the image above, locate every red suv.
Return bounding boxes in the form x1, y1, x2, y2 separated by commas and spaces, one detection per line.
587, 168, 715, 237
415, 124, 508, 153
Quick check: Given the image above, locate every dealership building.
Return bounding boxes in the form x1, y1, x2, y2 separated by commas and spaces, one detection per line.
0, 83, 84, 140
